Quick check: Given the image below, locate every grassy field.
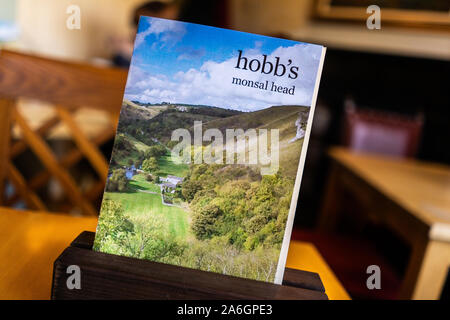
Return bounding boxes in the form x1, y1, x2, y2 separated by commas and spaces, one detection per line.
158, 154, 189, 177
104, 189, 189, 240
112, 132, 189, 179
125, 134, 152, 153
129, 174, 160, 192
106, 125, 191, 242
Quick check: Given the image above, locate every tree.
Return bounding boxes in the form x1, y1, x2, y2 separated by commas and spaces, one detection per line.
191, 202, 222, 240
145, 145, 166, 159
181, 179, 202, 201
166, 140, 178, 149
106, 169, 129, 192
142, 157, 159, 172
114, 135, 129, 150
135, 159, 142, 169
93, 200, 134, 251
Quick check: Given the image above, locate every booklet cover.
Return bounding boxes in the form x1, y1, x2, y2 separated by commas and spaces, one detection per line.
93, 16, 325, 284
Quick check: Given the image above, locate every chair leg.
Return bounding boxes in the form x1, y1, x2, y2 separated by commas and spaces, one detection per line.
0, 98, 14, 205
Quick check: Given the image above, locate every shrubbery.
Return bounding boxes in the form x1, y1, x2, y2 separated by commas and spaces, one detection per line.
93, 200, 134, 251
184, 164, 292, 251
145, 145, 166, 158
191, 201, 222, 240
142, 157, 159, 172
106, 169, 129, 192
94, 200, 185, 262
109, 134, 142, 168
94, 199, 279, 281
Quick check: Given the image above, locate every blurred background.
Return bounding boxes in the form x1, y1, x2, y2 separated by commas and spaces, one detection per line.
0, 0, 449, 300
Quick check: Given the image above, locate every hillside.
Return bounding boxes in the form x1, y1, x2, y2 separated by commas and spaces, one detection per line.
120, 99, 168, 121
116, 101, 308, 178
202, 106, 309, 178
127, 103, 242, 145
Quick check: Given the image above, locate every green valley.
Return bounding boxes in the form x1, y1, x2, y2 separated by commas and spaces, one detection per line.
94, 100, 309, 282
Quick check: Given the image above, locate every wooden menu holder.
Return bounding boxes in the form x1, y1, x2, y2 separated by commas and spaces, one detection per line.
51, 231, 327, 300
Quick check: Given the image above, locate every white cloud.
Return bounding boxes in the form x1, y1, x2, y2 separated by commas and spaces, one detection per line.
125, 44, 323, 111
135, 19, 186, 49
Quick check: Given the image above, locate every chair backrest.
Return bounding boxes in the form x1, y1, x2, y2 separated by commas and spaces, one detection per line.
0, 50, 128, 215
342, 102, 423, 158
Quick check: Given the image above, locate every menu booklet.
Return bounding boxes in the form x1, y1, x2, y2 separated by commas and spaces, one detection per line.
93, 16, 326, 284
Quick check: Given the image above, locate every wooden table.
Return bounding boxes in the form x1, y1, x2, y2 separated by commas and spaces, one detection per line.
286, 241, 350, 299
320, 147, 450, 299
0, 207, 349, 300
0, 208, 98, 300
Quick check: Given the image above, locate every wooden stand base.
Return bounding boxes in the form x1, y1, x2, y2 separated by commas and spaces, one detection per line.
51, 231, 327, 300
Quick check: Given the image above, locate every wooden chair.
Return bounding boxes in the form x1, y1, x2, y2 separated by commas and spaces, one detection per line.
0, 50, 128, 215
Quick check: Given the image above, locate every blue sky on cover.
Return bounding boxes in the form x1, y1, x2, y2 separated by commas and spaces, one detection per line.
125, 17, 323, 112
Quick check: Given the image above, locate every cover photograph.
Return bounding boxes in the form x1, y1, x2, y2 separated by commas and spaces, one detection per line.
93, 16, 326, 284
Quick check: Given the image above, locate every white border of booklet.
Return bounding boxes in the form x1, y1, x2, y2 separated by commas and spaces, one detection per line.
274, 47, 327, 284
